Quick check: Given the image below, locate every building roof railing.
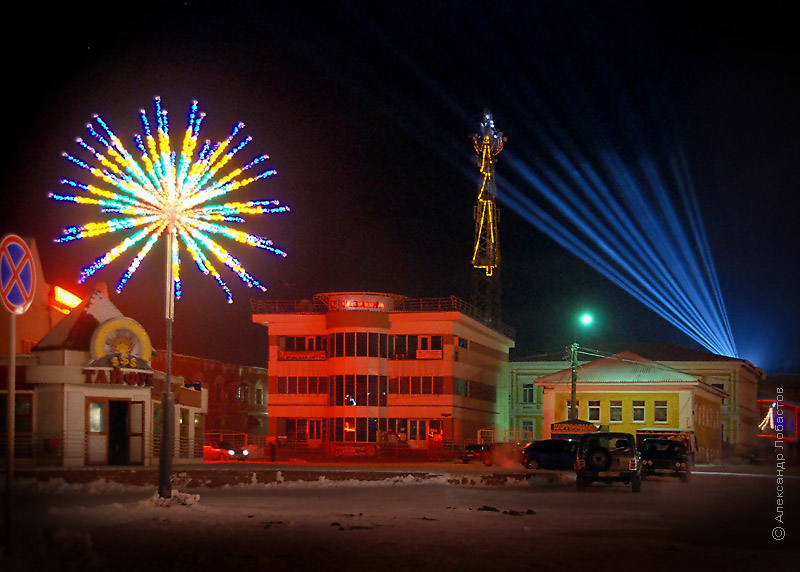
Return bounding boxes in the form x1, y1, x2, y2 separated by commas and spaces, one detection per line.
250, 295, 515, 339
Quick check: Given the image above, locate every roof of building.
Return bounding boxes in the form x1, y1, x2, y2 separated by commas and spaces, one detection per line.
512, 342, 741, 364
33, 290, 123, 352
535, 351, 700, 384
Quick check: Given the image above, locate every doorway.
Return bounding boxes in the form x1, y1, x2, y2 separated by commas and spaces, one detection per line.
108, 400, 130, 465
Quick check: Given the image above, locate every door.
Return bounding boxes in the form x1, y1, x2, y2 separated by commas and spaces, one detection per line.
108, 400, 130, 465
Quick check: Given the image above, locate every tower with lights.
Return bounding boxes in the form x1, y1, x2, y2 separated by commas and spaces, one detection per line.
470, 110, 505, 320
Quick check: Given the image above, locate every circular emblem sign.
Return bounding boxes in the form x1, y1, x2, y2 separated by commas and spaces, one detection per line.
1, 234, 36, 315
90, 316, 153, 366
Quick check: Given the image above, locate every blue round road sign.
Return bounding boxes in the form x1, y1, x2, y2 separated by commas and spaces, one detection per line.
1, 234, 36, 315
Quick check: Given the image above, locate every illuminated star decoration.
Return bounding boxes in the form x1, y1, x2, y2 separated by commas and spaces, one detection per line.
51, 97, 289, 303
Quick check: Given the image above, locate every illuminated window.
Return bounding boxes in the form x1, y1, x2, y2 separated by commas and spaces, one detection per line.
609, 400, 623, 422
654, 400, 668, 423
632, 400, 645, 422
89, 402, 106, 433
588, 400, 600, 422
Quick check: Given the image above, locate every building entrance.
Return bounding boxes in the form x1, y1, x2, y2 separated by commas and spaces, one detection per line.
108, 400, 130, 465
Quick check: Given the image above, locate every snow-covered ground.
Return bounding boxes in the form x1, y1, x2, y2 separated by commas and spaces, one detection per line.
1, 469, 797, 571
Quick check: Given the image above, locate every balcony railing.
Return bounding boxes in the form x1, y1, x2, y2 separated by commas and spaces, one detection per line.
251, 295, 515, 338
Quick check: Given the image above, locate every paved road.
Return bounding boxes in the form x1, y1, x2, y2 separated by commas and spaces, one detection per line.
3, 468, 798, 571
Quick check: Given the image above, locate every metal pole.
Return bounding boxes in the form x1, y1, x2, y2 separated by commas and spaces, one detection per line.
570, 342, 578, 420
157, 228, 175, 498
4, 312, 15, 551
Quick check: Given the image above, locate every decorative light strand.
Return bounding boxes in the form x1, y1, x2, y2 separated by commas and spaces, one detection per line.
52, 98, 289, 302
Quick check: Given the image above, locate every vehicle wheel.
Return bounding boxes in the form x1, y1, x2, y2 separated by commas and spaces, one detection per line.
632, 475, 642, 493
576, 476, 587, 491
218, 453, 225, 461
585, 447, 611, 471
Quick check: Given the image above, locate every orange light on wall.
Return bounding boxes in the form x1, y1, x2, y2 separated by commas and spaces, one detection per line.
55, 286, 82, 309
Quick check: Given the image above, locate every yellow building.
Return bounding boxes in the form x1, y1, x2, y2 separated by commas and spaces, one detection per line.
535, 351, 726, 462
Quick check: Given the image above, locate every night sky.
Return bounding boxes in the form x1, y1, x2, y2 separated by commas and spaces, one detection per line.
1, 1, 798, 373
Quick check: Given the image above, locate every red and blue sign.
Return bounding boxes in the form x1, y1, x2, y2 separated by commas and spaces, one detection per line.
1, 234, 37, 315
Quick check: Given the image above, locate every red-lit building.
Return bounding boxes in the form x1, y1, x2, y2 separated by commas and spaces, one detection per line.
151, 351, 268, 434
251, 292, 515, 455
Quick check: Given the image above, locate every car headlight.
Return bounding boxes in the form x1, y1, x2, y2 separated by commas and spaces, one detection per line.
228, 450, 235, 456
242, 449, 249, 456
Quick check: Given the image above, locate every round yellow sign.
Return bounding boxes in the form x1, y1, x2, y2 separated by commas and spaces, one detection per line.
90, 317, 153, 364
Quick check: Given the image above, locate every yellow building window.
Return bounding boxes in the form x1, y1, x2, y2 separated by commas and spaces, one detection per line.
654, 400, 668, 423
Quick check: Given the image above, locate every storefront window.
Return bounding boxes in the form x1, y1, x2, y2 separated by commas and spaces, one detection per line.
89, 401, 106, 433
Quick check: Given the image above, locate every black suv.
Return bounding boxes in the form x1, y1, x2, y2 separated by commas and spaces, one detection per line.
575, 432, 642, 492
640, 438, 691, 482
521, 439, 576, 470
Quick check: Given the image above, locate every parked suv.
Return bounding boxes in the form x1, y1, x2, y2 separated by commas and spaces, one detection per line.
521, 439, 576, 470
575, 432, 642, 492
640, 438, 691, 482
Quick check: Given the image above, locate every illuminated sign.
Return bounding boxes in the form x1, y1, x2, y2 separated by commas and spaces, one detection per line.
333, 299, 386, 311
415, 349, 443, 360
83, 366, 153, 387
552, 421, 599, 434
54, 286, 82, 309
278, 350, 327, 361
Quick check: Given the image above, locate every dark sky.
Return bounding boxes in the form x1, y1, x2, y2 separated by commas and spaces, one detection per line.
1, 1, 798, 373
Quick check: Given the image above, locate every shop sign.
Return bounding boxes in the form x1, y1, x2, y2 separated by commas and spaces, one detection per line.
551, 420, 599, 435
415, 349, 443, 360
83, 365, 154, 387
278, 350, 327, 361
330, 299, 386, 311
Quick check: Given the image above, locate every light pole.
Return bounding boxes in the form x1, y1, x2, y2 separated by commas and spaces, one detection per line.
568, 313, 593, 420
157, 227, 176, 499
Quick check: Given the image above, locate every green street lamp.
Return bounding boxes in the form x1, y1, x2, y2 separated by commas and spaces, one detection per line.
569, 312, 593, 420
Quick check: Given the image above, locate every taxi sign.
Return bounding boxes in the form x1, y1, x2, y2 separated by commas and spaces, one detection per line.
1, 234, 36, 315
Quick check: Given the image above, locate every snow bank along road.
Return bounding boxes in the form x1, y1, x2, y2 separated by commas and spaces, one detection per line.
2, 468, 797, 572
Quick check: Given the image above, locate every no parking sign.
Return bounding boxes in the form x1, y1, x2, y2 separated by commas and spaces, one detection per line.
1, 234, 36, 315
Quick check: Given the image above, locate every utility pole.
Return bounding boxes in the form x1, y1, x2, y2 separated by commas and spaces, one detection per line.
570, 342, 579, 419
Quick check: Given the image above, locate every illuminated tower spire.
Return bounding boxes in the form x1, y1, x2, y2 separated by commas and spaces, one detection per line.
470, 110, 505, 320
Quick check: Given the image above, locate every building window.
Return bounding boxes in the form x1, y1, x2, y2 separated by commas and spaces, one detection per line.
566, 400, 579, 417
632, 400, 645, 422
522, 383, 534, 404
521, 420, 534, 436
654, 400, 668, 423
588, 400, 600, 422
609, 400, 622, 422
255, 388, 264, 405
89, 401, 106, 433
458, 336, 469, 349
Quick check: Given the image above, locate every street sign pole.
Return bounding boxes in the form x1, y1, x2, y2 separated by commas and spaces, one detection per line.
1, 233, 37, 554
5, 312, 14, 552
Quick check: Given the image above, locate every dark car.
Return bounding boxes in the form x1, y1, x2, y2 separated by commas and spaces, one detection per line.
521, 439, 576, 470
460, 443, 493, 465
640, 438, 691, 482
575, 432, 642, 492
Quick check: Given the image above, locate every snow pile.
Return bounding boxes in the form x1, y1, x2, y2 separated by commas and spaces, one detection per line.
149, 489, 200, 507
12, 477, 150, 494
